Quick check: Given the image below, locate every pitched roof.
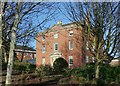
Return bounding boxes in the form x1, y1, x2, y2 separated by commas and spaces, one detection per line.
15, 45, 35, 51
37, 22, 81, 36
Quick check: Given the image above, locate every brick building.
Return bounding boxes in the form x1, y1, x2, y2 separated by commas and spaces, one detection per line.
36, 21, 95, 68
14, 45, 36, 61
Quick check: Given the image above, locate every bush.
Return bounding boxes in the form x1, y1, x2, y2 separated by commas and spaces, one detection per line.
13, 61, 36, 73
64, 67, 83, 77
53, 58, 68, 74
35, 65, 53, 77
63, 63, 95, 82
100, 64, 120, 83
83, 63, 95, 80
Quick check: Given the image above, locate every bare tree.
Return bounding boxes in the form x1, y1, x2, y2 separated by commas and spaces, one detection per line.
64, 2, 119, 79
1, 2, 58, 85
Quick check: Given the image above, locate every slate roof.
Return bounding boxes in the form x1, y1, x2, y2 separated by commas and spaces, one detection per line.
15, 45, 35, 51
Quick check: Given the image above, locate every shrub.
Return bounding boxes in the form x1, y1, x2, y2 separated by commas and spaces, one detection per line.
35, 65, 53, 77
13, 61, 36, 73
100, 64, 120, 83
83, 63, 95, 80
64, 68, 83, 77
53, 58, 68, 74
64, 63, 95, 81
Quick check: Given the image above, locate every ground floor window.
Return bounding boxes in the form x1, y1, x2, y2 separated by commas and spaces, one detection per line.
69, 56, 73, 66
86, 56, 89, 63
42, 57, 46, 65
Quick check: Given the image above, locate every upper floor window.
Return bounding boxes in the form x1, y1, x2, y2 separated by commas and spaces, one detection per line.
92, 57, 95, 63
69, 56, 73, 66
86, 56, 89, 63
54, 33, 58, 39
42, 34, 45, 41
54, 43, 58, 51
69, 40, 73, 50
69, 31, 73, 36
92, 45, 95, 51
86, 41, 89, 50
42, 45, 46, 53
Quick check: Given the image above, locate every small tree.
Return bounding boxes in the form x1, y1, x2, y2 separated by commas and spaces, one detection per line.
53, 57, 68, 74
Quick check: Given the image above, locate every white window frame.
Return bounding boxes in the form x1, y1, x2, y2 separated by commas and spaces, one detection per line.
54, 43, 58, 51
86, 42, 89, 50
16, 52, 18, 55
92, 45, 95, 51
30, 53, 33, 59
42, 34, 45, 41
54, 33, 58, 39
69, 31, 73, 36
69, 40, 73, 50
42, 57, 46, 65
86, 56, 89, 63
92, 57, 95, 63
69, 56, 73, 66
42, 45, 46, 53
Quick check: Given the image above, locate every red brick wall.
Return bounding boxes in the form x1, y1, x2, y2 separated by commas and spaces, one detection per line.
36, 24, 94, 67
15, 51, 35, 61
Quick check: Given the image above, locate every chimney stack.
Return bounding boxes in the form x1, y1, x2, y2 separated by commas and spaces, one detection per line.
57, 20, 62, 25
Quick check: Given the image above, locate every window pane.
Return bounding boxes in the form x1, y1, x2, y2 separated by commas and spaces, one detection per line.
69, 41, 73, 50
86, 42, 89, 50
69, 31, 73, 36
54, 33, 58, 39
42, 34, 45, 41
69, 56, 73, 65
42, 45, 46, 53
92, 57, 95, 63
86, 56, 89, 63
54, 43, 58, 51
42, 57, 45, 65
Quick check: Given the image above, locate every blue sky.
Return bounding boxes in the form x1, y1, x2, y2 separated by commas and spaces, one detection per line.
29, 3, 71, 49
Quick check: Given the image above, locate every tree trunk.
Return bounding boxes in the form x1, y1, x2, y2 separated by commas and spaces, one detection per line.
0, 6, 3, 84
95, 50, 100, 79
4, 51, 8, 63
5, 4, 19, 84
3, 48, 8, 63
5, 27, 16, 85
21, 52, 24, 62
95, 63, 100, 79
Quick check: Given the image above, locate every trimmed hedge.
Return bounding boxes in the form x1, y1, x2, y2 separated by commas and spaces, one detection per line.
53, 58, 68, 74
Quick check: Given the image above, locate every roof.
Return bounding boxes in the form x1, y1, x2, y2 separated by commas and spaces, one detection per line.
15, 45, 36, 51
37, 22, 83, 36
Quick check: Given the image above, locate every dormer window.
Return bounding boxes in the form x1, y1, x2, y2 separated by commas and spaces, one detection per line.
69, 31, 73, 36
